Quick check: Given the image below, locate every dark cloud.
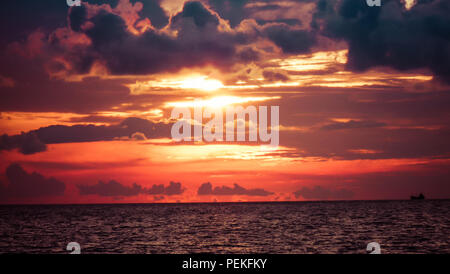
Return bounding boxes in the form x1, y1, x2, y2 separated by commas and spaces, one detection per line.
78, 180, 185, 197
320, 120, 386, 130
0, 0, 68, 49
172, 1, 219, 28
197, 182, 274, 196
78, 180, 145, 197
264, 24, 317, 54
64, 1, 246, 75
134, 0, 169, 29
4, 0, 450, 82
163, 181, 185, 195
68, 3, 87, 32
294, 185, 354, 200
22, 0, 319, 77
66, 115, 124, 124
257, 18, 302, 26
208, 0, 249, 27
263, 70, 290, 82
71, 0, 169, 29
0, 132, 47, 155
237, 47, 260, 62
0, 117, 171, 154
0, 164, 65, 201
146, 181, 185, 195
207, 0, 305, 28
313, 0, 450, 83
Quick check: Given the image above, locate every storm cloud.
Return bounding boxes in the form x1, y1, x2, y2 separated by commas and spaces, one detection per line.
64, 1, 249, 75
312, 0, 450, 83
2, 0, 450, 82
264, 24, 317, 54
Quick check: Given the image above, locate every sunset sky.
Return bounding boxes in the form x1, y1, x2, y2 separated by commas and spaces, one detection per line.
1, 0, 450, 204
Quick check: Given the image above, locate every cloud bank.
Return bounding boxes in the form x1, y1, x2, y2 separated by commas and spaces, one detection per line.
197, 182, 273, 196
77, 180, 185, 197
0, 164, 65, 200
0, 117, 171, 154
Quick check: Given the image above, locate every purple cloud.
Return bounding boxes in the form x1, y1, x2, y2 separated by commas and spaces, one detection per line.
197, 182, 273, 196
0, 164, 65, 201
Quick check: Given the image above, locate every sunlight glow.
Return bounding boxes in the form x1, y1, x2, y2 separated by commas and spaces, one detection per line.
403, 0, 416, 10
272, 50, 348, 72
180, 76, 224, 91
127, 75, 224, 94
165, 96, 281, 108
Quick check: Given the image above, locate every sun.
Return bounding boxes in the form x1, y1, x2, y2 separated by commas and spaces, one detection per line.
180, 76, 224, 91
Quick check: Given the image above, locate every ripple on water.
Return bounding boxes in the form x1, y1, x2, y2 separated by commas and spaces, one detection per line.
0, 200, 449, 253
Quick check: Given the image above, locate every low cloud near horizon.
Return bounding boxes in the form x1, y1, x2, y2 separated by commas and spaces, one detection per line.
0, 163, 65, 201
197, 182, 274, 196
77, 180, 185, 197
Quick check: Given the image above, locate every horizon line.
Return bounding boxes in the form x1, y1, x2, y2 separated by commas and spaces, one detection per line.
1, 198, 448, 206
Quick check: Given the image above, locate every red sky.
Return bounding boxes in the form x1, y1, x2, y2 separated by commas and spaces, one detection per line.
1, 0, 450, 203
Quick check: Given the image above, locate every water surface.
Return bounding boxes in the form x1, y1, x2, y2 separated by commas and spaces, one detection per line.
0, 200, 449, 253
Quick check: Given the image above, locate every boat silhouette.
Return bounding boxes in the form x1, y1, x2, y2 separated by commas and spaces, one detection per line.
410, 193, 425, 200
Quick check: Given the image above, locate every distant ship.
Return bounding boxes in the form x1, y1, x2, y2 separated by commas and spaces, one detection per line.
410, 193, 425, 200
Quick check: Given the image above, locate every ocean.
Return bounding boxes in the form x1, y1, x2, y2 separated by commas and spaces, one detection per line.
0, 200, 449, 254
